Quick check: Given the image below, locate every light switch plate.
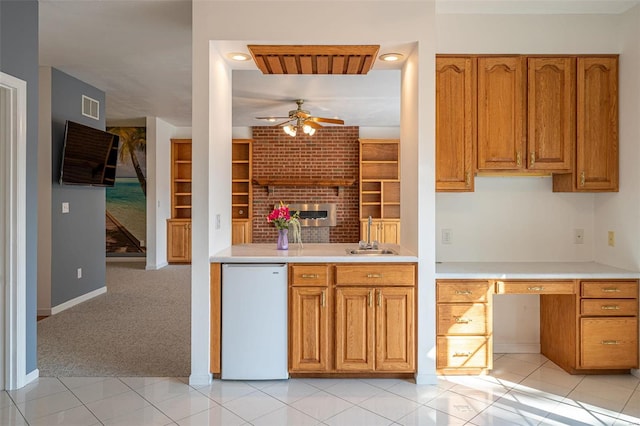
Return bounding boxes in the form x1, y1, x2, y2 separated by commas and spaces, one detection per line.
62, 202, 69, 213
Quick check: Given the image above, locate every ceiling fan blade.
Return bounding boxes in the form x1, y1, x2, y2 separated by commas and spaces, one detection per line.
292, 111, 310, 119
303, 120, 323, 129
308, 116, 345, 125
255, 116, 291, 120
274, 119, 293, 127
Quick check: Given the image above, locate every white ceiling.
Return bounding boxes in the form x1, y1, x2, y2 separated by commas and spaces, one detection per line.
38, 0, 639, 129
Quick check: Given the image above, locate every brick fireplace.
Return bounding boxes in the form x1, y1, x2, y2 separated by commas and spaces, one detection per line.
251, 126, 360, 243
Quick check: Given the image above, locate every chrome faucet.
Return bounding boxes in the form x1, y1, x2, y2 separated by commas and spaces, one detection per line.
367, 216, 372, 248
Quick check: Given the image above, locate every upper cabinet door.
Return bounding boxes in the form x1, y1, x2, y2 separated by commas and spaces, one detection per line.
576, 57, 619, 191
528, 57, 576, 171
436, 56, 476, 191
477, 57, 527, 170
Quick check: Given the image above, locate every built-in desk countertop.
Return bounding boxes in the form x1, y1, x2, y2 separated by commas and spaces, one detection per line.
435, 261, 640, 280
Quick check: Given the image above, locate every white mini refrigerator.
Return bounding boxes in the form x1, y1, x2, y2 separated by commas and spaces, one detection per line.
221, 263, 288, 380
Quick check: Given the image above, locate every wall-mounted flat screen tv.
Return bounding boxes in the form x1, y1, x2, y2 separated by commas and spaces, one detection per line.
59, 120, 120, 187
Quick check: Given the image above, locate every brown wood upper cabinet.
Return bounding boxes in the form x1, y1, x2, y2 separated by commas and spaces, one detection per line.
553, 56, 619, 192
436, 56, 476, 191
437, 54, 618, 192
528, 57, 576, 171
477, 56, 527, 171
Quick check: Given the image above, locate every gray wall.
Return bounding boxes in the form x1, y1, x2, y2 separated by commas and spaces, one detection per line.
0, 0, 39, 375
51, 69, 107, 306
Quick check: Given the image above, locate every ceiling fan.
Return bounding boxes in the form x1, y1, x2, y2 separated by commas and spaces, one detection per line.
256, 99, 344, 136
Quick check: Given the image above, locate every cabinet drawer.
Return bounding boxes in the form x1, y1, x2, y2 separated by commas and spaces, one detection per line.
290, 264, 330, 286
496, 281, 575, 295
335, 264, 415, 286
581, 281, 638, 299
581, 318, 638, 369
436, 281, 493, 303
436, 336, 491, 369
581, 299, 638, 316
437, 303, 489, 335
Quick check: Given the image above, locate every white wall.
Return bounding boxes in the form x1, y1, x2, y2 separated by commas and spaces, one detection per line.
594, 5, 640, 272
435, 11, 634, 352
193, 1, 436, 384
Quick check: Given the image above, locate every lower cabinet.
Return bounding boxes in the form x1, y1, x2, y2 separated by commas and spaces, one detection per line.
231, 219, 251, 245
289, 263, 416, 375
289, 264, 331, 373
438, 278, 639, 375
359, 219, 400, 244
167, 219, 191, 263
436, 280, 493, 374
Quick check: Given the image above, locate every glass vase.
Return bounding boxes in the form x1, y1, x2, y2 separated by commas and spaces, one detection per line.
277, 228, 289, 250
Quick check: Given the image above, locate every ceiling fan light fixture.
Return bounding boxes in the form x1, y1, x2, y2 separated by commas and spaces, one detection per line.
379, 53, 403, 62
303, 124, 316, 136
228, 52, 251, 61
283, 124, 297, 137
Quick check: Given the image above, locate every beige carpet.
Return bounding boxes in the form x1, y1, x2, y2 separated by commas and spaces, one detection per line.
37, 262, 191, 377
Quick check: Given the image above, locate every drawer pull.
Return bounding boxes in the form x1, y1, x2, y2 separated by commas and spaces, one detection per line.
453, 352, 471, 357
301, 274, 319, 279
527, 286, 545, 291
454, 290, 472, 295
601, 305, 620, 310
601, 340, 620, 345
454, 316, 472, 324
367, 273, 383, 278
601, 288, 621, 293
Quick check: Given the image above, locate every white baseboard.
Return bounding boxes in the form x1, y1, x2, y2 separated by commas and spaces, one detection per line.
24, 369, 39, 387
189, 373, 212, 387
51, 286, 106, 315
37, 308, 51, 316
106, 257, 145, 263
146, 261, 168, 270
414, 372, 438, 385
494, 343, 541, 354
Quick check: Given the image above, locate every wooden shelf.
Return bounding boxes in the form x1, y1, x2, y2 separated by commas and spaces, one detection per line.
253, 178, 355, 195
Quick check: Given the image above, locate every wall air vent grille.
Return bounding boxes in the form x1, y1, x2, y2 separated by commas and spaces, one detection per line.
82, 95, 99, 120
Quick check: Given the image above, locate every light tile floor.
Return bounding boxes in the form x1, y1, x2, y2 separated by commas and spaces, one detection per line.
2, 354, 639, 425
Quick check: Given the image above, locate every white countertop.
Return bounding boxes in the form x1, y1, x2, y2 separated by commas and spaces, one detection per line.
435, 261, 640, 279
210, 243, 418, 263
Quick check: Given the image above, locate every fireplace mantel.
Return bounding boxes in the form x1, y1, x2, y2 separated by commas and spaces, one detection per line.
252, 178, 356, 195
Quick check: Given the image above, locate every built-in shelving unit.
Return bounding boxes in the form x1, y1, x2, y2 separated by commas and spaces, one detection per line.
232, 139, 252, 244
168, 139, 192, 263
359, 139, 401, 244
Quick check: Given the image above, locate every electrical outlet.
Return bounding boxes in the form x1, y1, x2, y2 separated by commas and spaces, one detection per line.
608, 231, 615, 247
441, 229, 453, 245
574, 229, 584, 244
77, 268, 82, 279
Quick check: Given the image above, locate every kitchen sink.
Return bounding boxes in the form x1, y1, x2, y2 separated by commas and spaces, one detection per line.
345, 248, 398, 255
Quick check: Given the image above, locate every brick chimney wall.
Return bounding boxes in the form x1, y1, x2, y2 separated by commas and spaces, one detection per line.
252, 126, 360, 243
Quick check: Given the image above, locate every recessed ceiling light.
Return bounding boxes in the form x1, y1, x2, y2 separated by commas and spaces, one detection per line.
379, 53, 403, 62
229, 52, 251, 61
